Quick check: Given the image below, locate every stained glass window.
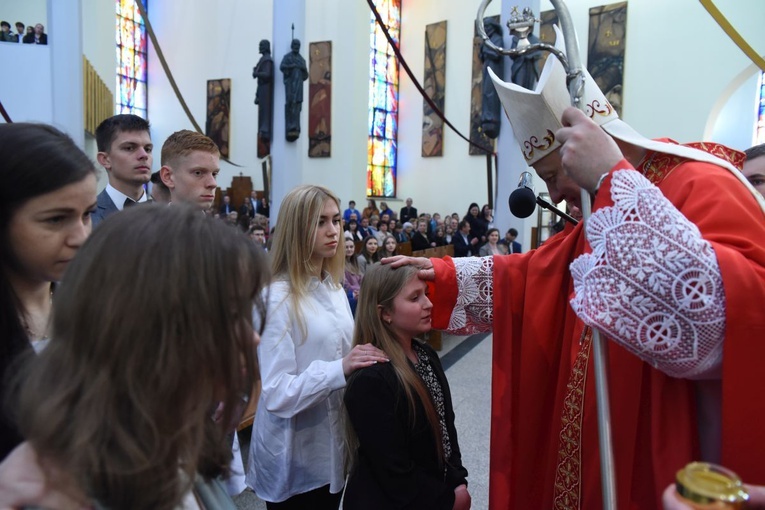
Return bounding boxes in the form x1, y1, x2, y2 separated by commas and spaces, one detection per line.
367, 0, 401, 198
116, 0, 148, 118
755, 71, 765, 146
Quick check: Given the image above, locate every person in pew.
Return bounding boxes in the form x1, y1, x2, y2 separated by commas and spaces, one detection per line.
343, 264, 470, 510
0, 123, 98, 462
478, 228, 507, 256
451, 220, 477, 257
246, 185, 388, 510
379, 234, 399, 259
343, 239, 363, 316
432, 227, 448, 247
357, 235, 380, 275
0, 205, 269, 510
411, 219, 435, 252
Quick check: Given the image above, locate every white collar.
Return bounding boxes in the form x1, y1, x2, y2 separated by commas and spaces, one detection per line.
106, 183, 147, 211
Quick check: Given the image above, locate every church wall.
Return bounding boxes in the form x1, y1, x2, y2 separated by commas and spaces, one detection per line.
147, 0, 273, 194
81, 0, 118, 171
147, 0, 506, 217
395, 0, 503, 218
539, 0, 763, 148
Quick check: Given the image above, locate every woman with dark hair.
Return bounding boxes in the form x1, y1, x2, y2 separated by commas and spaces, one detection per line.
432, 227, 448, 247
463, 202, 488, 246
344, 264, 470, 510
357, 235, 380, 274
481, 204, 494, 229
479, 228, 507, 256
2, 205, 271, 509
0, 123, 98, 461
345, 219, 363, 242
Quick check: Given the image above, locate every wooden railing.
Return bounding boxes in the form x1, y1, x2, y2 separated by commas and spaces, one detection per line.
411, 244, 454, 259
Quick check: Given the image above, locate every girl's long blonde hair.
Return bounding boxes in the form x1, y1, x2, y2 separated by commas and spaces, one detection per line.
345, 264, 443, 471
270, 185, 345, 336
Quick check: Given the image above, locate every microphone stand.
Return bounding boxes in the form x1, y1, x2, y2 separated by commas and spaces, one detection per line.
537, 196, 578, 225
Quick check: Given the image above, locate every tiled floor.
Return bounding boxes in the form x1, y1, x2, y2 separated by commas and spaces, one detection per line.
234, 333, 493, 509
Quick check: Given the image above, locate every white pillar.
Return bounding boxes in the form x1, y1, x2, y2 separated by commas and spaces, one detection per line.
50, 0, 84, 147
270, 0, 307, 220
495, 0, 541, 251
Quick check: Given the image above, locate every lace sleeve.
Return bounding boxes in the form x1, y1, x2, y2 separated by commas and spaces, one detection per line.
570, 169, 726, 379
446, 256, 494, 335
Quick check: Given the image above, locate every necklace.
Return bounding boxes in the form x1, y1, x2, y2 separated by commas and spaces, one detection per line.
20, 287, 54, 342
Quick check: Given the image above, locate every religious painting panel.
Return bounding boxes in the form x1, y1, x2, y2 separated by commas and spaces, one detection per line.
308, 41, 332, 158
422, 20, 446, 157
588, 2, 627, 116
469, 15, 499, 156
205, 78, 231, 158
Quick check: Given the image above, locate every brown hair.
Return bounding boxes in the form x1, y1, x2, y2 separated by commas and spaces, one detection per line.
345, 264, 442, 470
160, 129, 220, 167
16, 204, 269, 510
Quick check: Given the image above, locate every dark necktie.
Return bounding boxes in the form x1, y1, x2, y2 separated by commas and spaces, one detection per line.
124, 198, 137, 208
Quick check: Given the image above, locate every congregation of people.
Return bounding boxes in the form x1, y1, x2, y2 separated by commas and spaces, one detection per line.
2, 56, 765, 510
0, 20, 47, 44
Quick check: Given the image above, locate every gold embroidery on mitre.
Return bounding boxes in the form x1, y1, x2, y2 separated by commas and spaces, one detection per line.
523, 129, 556, 161
585, 100, 613, 119
553, 327, 593, 510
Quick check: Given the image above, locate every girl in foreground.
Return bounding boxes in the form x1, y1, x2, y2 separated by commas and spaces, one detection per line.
247, 185, 387, 509
343, 264, 470, 510
0, 123, 98, 460
3, 205, 269, 509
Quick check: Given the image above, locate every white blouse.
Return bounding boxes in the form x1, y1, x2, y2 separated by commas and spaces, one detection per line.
246, 275, 353, 502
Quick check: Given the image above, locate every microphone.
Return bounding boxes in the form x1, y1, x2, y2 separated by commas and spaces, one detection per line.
508, 171, 579, 225
508, 172, 536, 218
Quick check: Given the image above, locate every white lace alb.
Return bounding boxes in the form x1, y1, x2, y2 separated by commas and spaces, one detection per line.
447, 256, 494, 335
570, 170, 726, 379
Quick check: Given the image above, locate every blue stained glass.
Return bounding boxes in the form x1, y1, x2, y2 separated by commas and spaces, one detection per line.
116, 0, 148, 117
385, 112, 396, 139
367, 0, 399, 198
373, 110, 386, 138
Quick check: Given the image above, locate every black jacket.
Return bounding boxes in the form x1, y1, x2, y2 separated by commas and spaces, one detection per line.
344, 341, 468, 509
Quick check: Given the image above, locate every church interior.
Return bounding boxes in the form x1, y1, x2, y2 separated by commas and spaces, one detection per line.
1, 0, 763, 508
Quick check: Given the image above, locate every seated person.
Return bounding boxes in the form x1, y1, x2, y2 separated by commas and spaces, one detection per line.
357, 235, 380, 274
344, 239, 363, 316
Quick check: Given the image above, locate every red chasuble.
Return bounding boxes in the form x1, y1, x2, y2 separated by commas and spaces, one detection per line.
429, 143, 765, 509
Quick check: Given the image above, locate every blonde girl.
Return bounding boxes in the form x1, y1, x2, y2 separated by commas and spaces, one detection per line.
247, 185, 387, 510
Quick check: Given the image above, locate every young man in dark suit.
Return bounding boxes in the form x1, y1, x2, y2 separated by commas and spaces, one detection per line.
452, 220, 477, 257
92, 115, 153, 227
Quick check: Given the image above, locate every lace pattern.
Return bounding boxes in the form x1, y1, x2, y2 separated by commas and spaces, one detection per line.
413, 342, 452, 460
448, 256, 494, 335
570, 170, 726, 378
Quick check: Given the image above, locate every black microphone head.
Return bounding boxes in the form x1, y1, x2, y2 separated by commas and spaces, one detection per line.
509, 187, 536, 218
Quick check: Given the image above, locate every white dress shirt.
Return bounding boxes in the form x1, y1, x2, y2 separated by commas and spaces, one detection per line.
105, 183, 148, 211
246, 276, 353, 502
